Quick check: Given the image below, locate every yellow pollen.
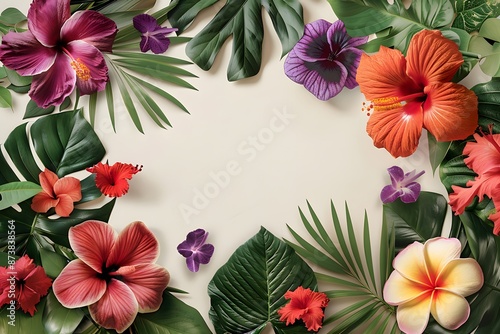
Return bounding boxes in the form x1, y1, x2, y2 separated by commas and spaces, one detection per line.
361, 96, 405, 114
70, 58, 91, 81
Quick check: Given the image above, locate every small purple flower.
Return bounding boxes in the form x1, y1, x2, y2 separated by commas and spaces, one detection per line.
381, 166, 425, 204
177, 228, 214, 272
284, 19, 367, 101
132, 14, 177, 54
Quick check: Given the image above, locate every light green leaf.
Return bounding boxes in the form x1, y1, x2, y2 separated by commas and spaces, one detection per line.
133, 291, 211, 333
0, 7, 26, 25
452, 0, 500, 33
427, 132, 452, 174
0, 181, 41, 210
0, 66, 6, 79
0, 86, 12, 109
176, 0, 304, 81
39, 248, 68, 278
470, 36, 500, 77
42, 292, 85, 334
5, 68, 31, 87
209, 226, 316, 333
327, 0, 454, 52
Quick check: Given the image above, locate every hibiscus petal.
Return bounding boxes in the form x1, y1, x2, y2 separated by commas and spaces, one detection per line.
392, 241, 429, 286
54, 176, 82, 201
406, 30, 463, 85
423, 238, 462, 283
52, 259, 106, 308
431, 290, 470, 330
423, 83, 478, 142
383, 270, 429, 305
65, 40, 109, 95
396, 293, 432, 334
437, 258, 483, 296
17, 284, 42, 316
463, 133, 500, 175
294, 19, 331, 62
107, 221, 159, 267
356, 47, 418, 101
120, 263, 169, 312
31, 192, 59, 213
54, 194, 76, 217
29, 53, 76, 108
69, 220, 116, 273
13, 255, 36, 280
61, 10, 117, 52
449, 181, 482, 215
366, 102, 423, 158
89, 279, 138, 333
28, 0, 70, 47
0, 31, 56, 76
23, 266, 52, 296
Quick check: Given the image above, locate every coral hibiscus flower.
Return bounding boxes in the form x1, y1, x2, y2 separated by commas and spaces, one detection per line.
0, 0, 117, 108
277, 286, 329, 332
356, 30, 478, 158
0, 255, 52, 316
86, 162, 142, 197
53, 220, 169, 333
449, 128, 500, 235
31, 168, 82, 217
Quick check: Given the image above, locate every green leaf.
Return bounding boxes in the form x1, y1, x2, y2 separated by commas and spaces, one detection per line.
209, 226, 316, 333
24, 99, 55, 119
0, 7, 27, 25
427, 132, 452, 174
0, 86, 12, 109
327, 0, 454, 52
7, 84, 30, 94
452, 0, 500, 33
469, 18, 500, 77
383, 192, 448, 252
168, 0, 218, 34
0, 297, 46, 334
0, 181, 41, 210
39, 248, 69, 278
5, 68, 31, 87
178, 0, 304, 81
42, 291, 85, 334
133, 291, 211, 333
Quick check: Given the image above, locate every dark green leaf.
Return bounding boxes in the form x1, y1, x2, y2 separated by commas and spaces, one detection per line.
209, 226, 316, 333
39, 248, 69, 278
181, 0, 304, 80
59, 97, 72, 111
24, 99, 55, 119
327, 0, 454, 52
452, 0, 500, 33
0, 181, 41, 210
383, 192, 448, 252
168, 0, 218, 34
427, 132, 451, 174
133, 291, 211, 333
0, 297, 46, 334
7, 84, 30, 94
42, 292, 85, 334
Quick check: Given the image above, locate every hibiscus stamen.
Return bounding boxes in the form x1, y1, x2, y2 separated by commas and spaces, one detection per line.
70, 58, 91, 81
364, 92, 426, 113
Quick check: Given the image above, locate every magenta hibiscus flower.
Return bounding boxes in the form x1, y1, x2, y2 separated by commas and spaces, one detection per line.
52, 221, 170, 333
0, 0, 117, 108
284, 19, 367, 100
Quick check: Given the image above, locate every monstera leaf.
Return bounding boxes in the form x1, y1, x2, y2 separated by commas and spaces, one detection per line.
0, 110, 112, 263
169, 0, 304, 81
327, 0, 454, 52
452, 0, 500, 33
209, 227, 316, 333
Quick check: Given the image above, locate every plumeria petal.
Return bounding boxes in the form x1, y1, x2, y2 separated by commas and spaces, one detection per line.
29, 53, 76, 108
54, 193, 76, 217
54, 176, 82, 201
107, 221, 159, 267
406, 30, 463, 85
437, 258, 484, 296
89, 279, 139, 333
39, 169, 59, 196
423, 238, 461, 283
27, 0, 70, 47
120, 263, 169, 312
31, 192, 59, 213
61, 10, 117, 52
383, 270, 429, 305
65, 40, 109, 95
69, 220, 116, 273
366, 102, 424, 158
392, 241, 429, 286
431, 290, 470, 330
396, 293, 432, 334
52, 259, 107, 308
0, 31, 56, 76
423, 83, 478, 142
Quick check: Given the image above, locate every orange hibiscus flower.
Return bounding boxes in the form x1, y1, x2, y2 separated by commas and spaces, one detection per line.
356, 30, 478, 158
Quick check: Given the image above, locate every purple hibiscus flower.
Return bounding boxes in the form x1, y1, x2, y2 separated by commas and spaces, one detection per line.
0, 0, 117, 108
381, 166, 425, 204
177, 229, 215, 272
133, 14, 177, 54
284, 19, 367, 101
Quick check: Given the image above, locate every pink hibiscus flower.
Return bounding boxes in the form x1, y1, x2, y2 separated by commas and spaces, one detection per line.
0, 0, 117, 108
52, 220, 170, 333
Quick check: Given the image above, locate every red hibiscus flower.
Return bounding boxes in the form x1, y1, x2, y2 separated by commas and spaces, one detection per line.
31, 168, 82, 217
86, 162, 142, 197
277, 286, 329, 332
52, 220, 169, 333
0, 255, 52, 316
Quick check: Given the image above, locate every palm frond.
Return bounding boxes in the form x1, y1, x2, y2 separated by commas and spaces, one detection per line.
284, 201, 399, 334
